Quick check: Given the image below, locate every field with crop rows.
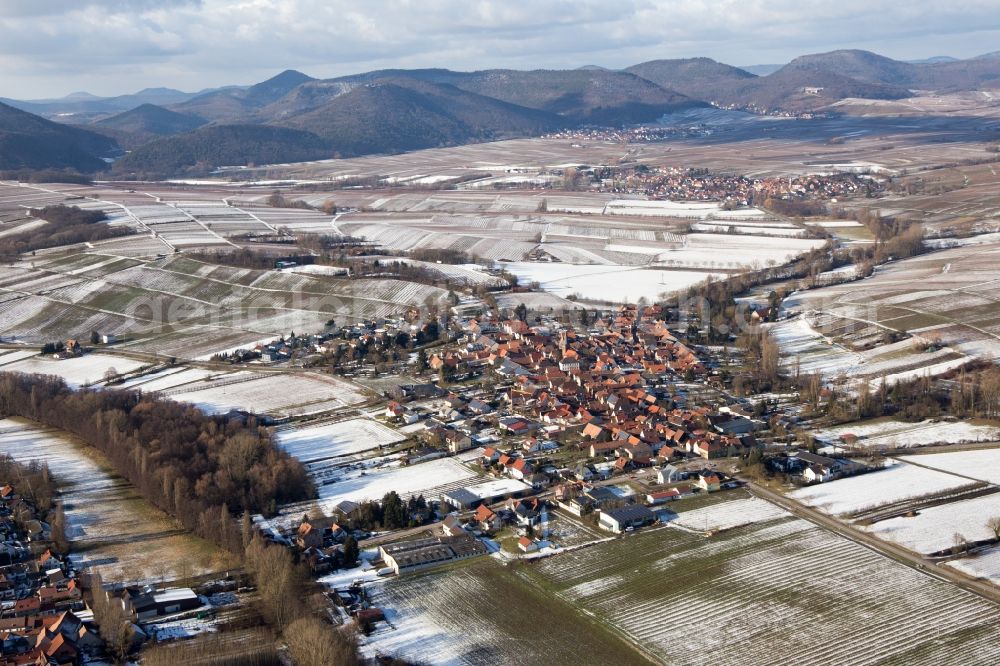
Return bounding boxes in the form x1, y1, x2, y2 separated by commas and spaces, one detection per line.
528, 495, 1000, 666
0, 251, 449, 359
362, 559, 653, 666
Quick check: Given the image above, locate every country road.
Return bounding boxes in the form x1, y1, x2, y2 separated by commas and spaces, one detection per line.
748, 482, 1000, 604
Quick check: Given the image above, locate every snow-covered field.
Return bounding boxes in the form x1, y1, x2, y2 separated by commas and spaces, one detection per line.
766, 316, 859, 376
600, 200, 766, 219
125, 366, 222, 393
789, 462, 974, 515
666, 496, 789, 531
900, 448, 1000, 484
0, 353, 147, 388
536, 509, 1000, 665
275, 418, 407, 462
863, 492, 1000, 554
169, 373, 367, 416
495, 262, 720, 302
814, 419, 1000, 450
302, 457, 476, 515
948, 545, 1000, 585
0, 418, 221, 580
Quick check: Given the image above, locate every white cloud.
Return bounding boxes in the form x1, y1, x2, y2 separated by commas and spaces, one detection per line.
1, 0, 999, 98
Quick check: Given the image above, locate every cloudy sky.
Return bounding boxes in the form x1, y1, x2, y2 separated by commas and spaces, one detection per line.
2, 0, 1000, 99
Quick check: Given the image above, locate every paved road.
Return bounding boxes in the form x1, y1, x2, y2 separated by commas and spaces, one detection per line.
748, 482, 1000, 604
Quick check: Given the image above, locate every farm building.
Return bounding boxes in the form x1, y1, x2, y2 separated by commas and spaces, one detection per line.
126, 587, 201, 620
441, 479, 533, 510
379, 533, 488, 575
598, 505, 656, 533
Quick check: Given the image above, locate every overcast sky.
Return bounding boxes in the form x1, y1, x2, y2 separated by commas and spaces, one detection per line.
2, 0, 1000, 99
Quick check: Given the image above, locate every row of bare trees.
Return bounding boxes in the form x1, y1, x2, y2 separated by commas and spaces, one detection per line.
0, 373, 313, 552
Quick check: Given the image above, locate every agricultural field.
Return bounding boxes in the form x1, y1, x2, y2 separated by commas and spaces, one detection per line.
168, 372, 368, 417
526, 493, 1000, 666
862, 492, 1000, 555
781, 241, 1000, 368
949, 545, 1000, 585
494, 262, 722, 303
813, 418, 1000, 451
0, 352, 149, 388
0, 250, 450, 360
0, 418, 225, 581
788, 461, 976, 516
767, 314, 973, 385
361, 558, 653, 666
900, 447, 1000, 484
274, 417, 407, 462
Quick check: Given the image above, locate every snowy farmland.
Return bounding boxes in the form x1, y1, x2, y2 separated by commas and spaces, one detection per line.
529, 504, 1000, 666
949, 546, 1000, 585
0, 353, 148, 388
361, 559, 648, 666
900, 447, 1000, 484
168, 373, 368, 417
0, 418, 223, 580
275, 418, 407, 462
814, 419, 1000, 450
494, 262, 721, 303
862, 492, 1000, 555
665, 495, 789, 532
788, 461, 975, 516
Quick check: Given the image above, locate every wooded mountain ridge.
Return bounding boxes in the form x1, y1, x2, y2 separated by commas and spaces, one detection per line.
3, 48, 999, 176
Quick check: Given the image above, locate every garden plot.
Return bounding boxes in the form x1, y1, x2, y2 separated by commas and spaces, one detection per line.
1, 353, 147, 388
862, 492, 1000, 554
789, 461, 974, 516
814, 419, 1000, 450
900, 448, 1000, 484
530, 508, 1000, 666
169, 373, 367, 417
0, 418, 222, 581
361, 559, 651, 666
275, 418, 406, 462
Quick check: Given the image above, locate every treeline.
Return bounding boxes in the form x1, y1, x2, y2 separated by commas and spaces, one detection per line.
0, 169, 93, 185
796, 364, 1000, 424
244, 536, 359, 666
0, 204, 131, 259
187, 248, 318, 271
0, 373, 313, 552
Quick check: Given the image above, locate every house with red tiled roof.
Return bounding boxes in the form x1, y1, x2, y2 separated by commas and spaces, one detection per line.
473, 504, 501, 532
